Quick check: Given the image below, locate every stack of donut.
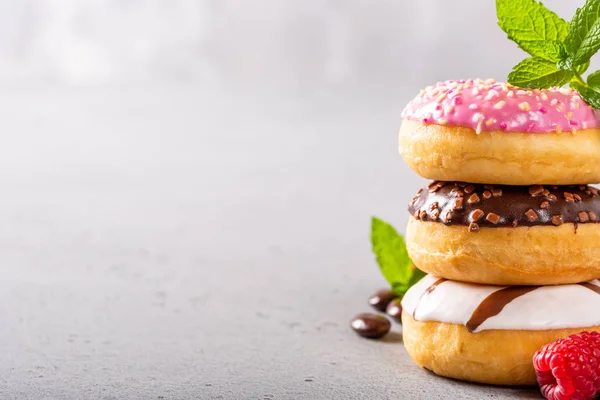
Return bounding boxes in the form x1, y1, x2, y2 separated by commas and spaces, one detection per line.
398, 79, 600, 385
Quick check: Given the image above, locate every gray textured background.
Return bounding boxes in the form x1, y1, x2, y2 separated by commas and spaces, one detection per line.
0, 1, 586, 399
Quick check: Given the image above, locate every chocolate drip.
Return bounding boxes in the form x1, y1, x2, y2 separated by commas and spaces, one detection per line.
465, 286, 538, 332
408, 182, 600, 228
579, 282, 600, 295
412, 278, 447, 319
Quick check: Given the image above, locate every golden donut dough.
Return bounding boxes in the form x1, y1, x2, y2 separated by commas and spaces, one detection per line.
402, 312, 600, 386
405, 217, 600, 285
398, 119, 600, 185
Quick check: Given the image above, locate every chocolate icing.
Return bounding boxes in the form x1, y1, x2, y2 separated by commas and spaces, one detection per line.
579, 282, 600, 295
465, 286, 538, 332
412, 278, 447, 319
408, 182, 600, 228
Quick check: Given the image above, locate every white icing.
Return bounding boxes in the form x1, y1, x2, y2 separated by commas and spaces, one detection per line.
401, 275, 600, 332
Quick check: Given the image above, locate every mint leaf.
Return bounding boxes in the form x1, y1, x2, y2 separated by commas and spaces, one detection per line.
576, 60, 591, 74
370, 217, 424, 297
565, 0, 600, 66
508, 57, 573, 88
587, 70, 600, 87
572, 81, 600, 108
497, 0, 569, 61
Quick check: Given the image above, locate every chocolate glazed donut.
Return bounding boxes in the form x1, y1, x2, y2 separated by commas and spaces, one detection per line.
405, 182, 600, 285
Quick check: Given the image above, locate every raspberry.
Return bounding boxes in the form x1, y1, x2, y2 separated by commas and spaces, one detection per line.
533, 331, 600, 400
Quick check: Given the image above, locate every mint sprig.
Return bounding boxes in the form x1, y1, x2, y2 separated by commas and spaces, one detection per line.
370, 217, 425, 297
498, 0, 600, 107
565, 0, 600, 67
508, 57, 573, 87
496, 0, 568, 61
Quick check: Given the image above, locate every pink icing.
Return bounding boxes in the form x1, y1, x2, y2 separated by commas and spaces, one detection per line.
401, 79, 599, 133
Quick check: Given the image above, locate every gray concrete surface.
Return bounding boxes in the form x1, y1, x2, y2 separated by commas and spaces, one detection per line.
0, 84, 541, 399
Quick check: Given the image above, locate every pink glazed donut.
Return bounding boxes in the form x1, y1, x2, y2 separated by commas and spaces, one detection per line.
399, 79, 600, 185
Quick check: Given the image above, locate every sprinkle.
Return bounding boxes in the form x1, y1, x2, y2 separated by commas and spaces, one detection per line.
471, 209, 484, 222
439, 119, 448, 125
507, 90, 515, 97
469, 104, 479, 110
486, 213, 500, 224
493, 100, 506, 109
467, 193, 479, 204
550, 99, 558, 106
541, 92, 548, 101
485, 90, 499, 101
538, 107, 547, 114
519, 102, 531, 111
485, 118, 495, 126
472, 113, 484, 134
517, 90, 527, 96
566, 111, 573, 119
453, 198, 463, 210
564, 192, 575, 202
529, 185, 544, 196
499, 122, 507, 129
472, 88, 480, 96
525, 209, 539, 222
485, 78, 496, 84
453, 96, 462, 105
436, 93, 447, 103
569, 120, 578, 126
556, 125, 562, 133
526, 90, 533, 96
559, 87, 571, 95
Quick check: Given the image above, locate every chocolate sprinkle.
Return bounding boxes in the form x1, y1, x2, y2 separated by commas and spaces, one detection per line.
408, 182, 600, 228
468, 193, 480, 204
468, 222, 480, 232
529, 185, 543, 196
486, 213, 500, 224
470, 209, 484, 222
564, 192, 574, 202
525, 209, 538, 222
